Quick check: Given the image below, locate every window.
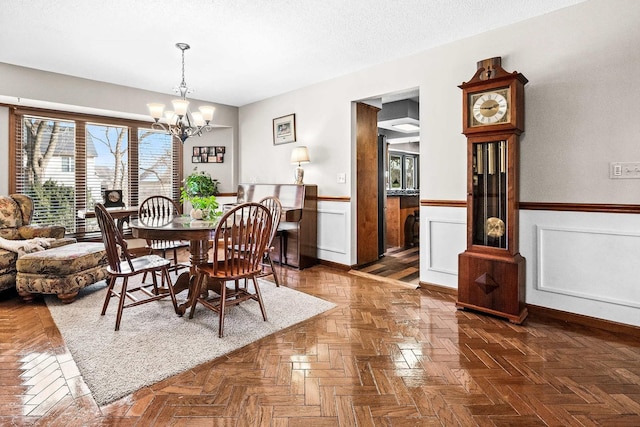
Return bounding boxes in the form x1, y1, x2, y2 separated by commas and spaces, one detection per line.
387, 151, 419, 190
61, 156, 75, 172
138, 129, 175, 202
10, 107, 182, 238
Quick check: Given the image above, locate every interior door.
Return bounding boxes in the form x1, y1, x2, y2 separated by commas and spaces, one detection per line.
356, 102, 381, 266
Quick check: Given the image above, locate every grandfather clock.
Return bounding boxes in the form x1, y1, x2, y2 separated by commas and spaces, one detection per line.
456, 57, 528, 324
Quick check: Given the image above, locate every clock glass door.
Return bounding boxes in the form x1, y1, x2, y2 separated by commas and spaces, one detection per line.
472, 140, 507, 249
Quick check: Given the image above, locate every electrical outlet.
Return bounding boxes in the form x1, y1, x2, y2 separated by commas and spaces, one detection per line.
337, 173, 346, 184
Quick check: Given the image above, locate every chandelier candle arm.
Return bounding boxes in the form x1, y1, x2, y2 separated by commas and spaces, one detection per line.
147, 42, 216, 143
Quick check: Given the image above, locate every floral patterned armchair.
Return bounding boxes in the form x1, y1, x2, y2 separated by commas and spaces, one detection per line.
0, 194, 75, 293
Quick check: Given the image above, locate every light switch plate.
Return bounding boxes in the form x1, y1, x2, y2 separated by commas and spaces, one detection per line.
610, 162, 640, 179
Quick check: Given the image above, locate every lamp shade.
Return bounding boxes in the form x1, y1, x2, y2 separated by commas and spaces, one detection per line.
147, 103, 165, 121
199, 105, 215, 123
171, 99, 189, 117
290, 146, 310, 164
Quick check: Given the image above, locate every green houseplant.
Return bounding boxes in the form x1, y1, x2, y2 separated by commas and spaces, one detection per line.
180, 168, 220, 220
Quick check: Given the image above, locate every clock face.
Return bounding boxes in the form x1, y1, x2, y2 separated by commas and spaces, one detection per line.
104, 190, 123, 207
108, 191, 121, 203
470, 88, 510, 127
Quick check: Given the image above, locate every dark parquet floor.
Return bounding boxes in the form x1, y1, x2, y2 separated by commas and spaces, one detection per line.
357, 245, 420, 287
1, 252, 639, 426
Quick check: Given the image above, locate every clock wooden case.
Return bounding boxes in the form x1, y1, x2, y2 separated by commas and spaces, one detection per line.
456, 57, 528, 324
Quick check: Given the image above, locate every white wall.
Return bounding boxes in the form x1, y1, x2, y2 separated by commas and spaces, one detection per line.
240, 0, 640, 203
238, 0, 640, 327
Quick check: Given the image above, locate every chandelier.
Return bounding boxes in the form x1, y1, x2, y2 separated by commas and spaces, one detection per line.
147, 43, 215, 143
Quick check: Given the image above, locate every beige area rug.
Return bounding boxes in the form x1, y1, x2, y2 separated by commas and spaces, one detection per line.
46, 278, 336, 406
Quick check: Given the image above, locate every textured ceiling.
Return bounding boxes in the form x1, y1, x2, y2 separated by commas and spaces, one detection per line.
0, 0, 584, 107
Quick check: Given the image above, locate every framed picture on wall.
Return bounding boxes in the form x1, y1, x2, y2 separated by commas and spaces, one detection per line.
191, 146, 225, 163
273, 113, 296, 145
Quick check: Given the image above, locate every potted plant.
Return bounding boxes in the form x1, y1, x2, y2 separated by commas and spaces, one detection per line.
180, 168, 220, 220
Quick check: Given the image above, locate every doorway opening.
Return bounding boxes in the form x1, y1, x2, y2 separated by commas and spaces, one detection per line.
356, 88, 420, 287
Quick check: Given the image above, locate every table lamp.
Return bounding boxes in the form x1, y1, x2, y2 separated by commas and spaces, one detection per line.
291, 146, 310, 184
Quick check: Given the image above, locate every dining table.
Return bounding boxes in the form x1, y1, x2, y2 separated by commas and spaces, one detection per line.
78, 206, 140, 234
130, 214, 220, 315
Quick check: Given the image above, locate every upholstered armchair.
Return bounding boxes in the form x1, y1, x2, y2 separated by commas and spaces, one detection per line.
0, 194, 75, 293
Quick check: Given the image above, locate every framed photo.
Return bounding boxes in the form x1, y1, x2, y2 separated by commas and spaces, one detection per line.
273, 114, 296, 145
191, 146, 225, 163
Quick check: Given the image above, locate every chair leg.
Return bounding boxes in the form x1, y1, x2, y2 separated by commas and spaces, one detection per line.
218, 281, 227, 338
162, 266, 179, 314
252, 276, 268, 321
101, 276, 116, 315
267, 253, 280, 286
150, 265, 161, 295
114, 277, 129, 331
142, 247, 154, 284
188, 273, 206, 319
172, 248, 179, 273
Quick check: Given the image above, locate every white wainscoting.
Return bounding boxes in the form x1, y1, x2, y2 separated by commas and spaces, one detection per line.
420, 206, 467, 289
317, 200, 350, 265
521, 210, 640, 327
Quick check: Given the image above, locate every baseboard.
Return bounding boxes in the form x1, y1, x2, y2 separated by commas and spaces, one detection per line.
318, 259, 351, 271
418, 281, 457, 295
527, 304, 640, 338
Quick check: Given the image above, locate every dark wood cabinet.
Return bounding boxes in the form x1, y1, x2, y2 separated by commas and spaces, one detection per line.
236, 183, 317, 269
385, 195, 419, 248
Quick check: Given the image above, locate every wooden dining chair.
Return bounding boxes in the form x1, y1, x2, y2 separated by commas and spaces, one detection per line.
138, 195, 189, 278
258, 196, 283, 286
188, 202, 273, 337
95, 203, 179, 331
